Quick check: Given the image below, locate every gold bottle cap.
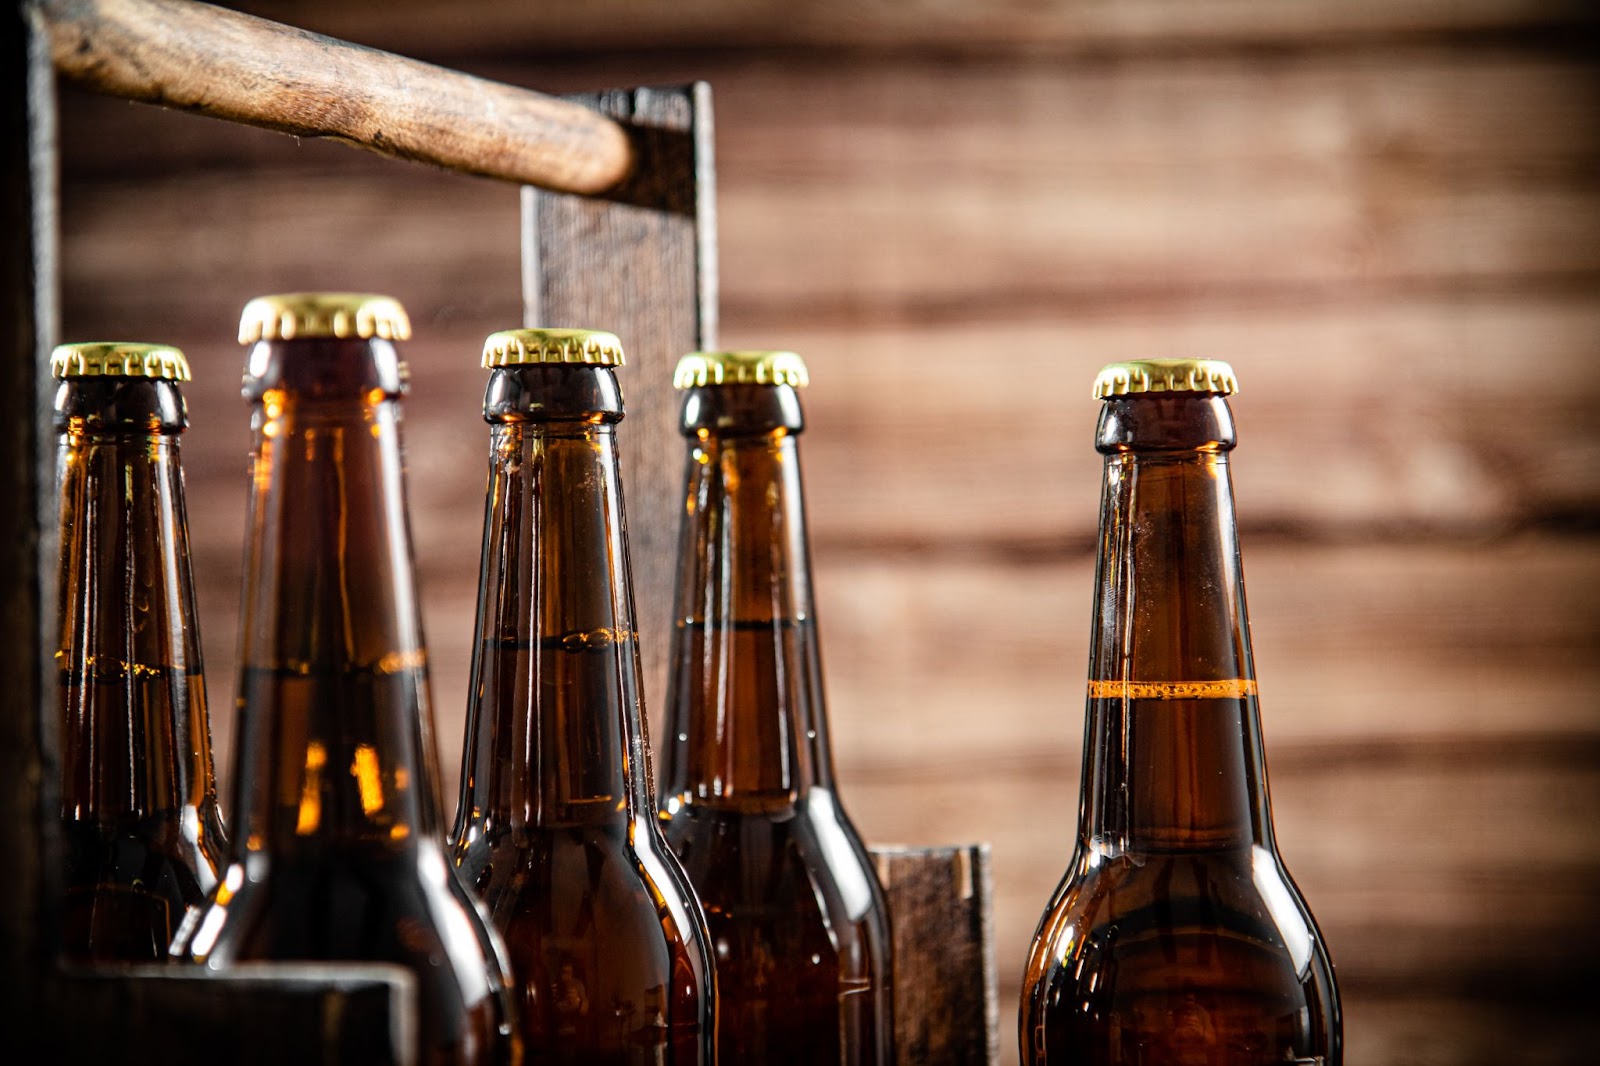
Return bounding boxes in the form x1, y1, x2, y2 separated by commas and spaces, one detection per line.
673, 350, 809, 389
50, 342, 192, 382
238, 293, 412, 344
1092, 358, 1238, 399
481, 328, 626, 369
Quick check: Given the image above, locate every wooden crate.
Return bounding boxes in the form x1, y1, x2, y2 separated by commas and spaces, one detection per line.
1, 1, 997, 1061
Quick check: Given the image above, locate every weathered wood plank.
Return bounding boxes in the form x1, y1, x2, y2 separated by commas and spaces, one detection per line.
0, 0, 59, 1029
55, 40, 1600, 328
871, 845, 999, 1066
1343, 992, 1595, 1066
218, 0, 1598, 58
43, 0, 632, 193
58, 46, 1600, 205
57, 50, 1600, 315
56, 166, 1600, 544
773, 295, 1600, 546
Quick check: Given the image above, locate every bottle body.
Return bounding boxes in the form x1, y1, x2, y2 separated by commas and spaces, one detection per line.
658, 378, 894, 1065
54, 368, 226, 962
176, 323, 516, 1066
452, 359, 715, 1066
1020, 388, 1340, 1065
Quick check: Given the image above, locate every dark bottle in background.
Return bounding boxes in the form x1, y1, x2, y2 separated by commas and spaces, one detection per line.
52, 342, 227, 963
1019, 359, 1341, 1065
173, 294, 519, 1066
451, 329, 716, 1065
657, 351, 894, 1065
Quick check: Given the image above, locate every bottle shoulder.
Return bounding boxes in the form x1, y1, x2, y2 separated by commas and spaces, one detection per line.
662, 790, 887, 925
179, 845, 500, 968
456, 820, 699, 918
1024, 845, 1335, 1001
1020, 845, 1340, 1064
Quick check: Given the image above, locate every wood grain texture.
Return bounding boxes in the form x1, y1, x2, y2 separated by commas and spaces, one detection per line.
47, 7, 1600, 1063
872, 845, 1000, 1066
780, 292, 1600, 547
523, 83, 716, 730
0, 0, 59, 1028
224, 0, 1598, 58
56, 47, 1600, 313
43, 0, 632, 192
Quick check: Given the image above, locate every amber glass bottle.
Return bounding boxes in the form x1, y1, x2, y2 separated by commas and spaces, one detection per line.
174, 295, 518, 1066
1019, 359, 1341, 1065
52, 342, 226, 963
451, 329, 715, 1066
657, 351, 893, 1065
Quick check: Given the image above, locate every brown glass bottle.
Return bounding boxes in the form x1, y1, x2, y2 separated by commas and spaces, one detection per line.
657, 351, 894, 1066
52, 342, 227, 963
451, 329, 716, 1066
1019, 360, 1341, 1065
174, 295, 518, 1066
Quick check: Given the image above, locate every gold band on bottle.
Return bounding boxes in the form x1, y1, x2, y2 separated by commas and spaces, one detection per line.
238, 293, 412, 344
50, 342, 191, 382
1092, 358, 1237, 400
1088, 679, 1258, 700
482, 328, 625, 368
673, 350, 809, 389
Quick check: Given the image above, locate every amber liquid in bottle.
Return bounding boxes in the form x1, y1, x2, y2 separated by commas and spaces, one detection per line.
55, 373, 226, 962
175, 335, 517, 1066
1020, 393, 1341, 1065
658, 382, 894, 1065
451, 363, 715, 1066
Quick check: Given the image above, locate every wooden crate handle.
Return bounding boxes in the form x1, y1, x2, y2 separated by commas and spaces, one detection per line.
42, 0, 632, 193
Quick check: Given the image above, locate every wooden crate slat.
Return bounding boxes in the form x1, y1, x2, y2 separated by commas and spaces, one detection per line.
873, 844, 1000, 1066
0, 0, 62, 1028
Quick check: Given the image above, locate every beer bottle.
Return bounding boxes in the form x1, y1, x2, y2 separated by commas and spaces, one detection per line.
657, 351, 894, 1065
52, 342, 227, 962
451, 329, 716, 1065
174, 294, 518, 1066
1019, 359, 1341, 1065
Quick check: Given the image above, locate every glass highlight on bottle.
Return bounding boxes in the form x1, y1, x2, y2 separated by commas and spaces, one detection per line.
451, 328, 715, 1065
658, 350, 894, 1065
52, 342, 226, 963
174, 294, 518, 1066
1019, 359, 1341, 1065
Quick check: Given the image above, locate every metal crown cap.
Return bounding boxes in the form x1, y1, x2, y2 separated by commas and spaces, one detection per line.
50, 342, 192, 382
238, 293, 412, 344
482, 328, 625, 369
1093, 358, 1238, 399
673, 350, 809, 389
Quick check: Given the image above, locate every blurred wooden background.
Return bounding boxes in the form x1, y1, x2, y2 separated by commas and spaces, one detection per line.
56, 1, 1599, 1062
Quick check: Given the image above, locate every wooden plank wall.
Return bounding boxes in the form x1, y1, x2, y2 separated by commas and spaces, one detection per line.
55, 2, 1599, 1062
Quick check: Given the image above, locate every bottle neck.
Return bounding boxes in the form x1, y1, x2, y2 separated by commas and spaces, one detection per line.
659, 384, 835, 811
1081, 394, 1274, 855
54, 377, 218, 822
455, 365, 654, 834
233, 337, 441, 856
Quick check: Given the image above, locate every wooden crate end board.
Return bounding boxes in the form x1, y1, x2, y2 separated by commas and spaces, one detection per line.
872, 843, 1001, 1066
